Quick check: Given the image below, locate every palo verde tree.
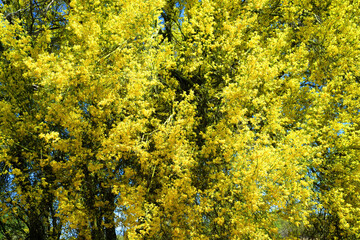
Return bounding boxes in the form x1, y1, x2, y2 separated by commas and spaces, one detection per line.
288, 0, 360, 238
1, 0, 360, 240
0, 1, 69, 239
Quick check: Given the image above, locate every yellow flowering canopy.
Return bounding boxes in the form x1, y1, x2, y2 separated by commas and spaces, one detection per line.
1, 0, 360, 239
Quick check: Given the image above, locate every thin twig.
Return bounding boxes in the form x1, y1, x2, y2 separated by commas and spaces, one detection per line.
5, 7, 29, 19
96, 42, 127, 64
45, 0, 56, 13
314, 13, 322, 24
